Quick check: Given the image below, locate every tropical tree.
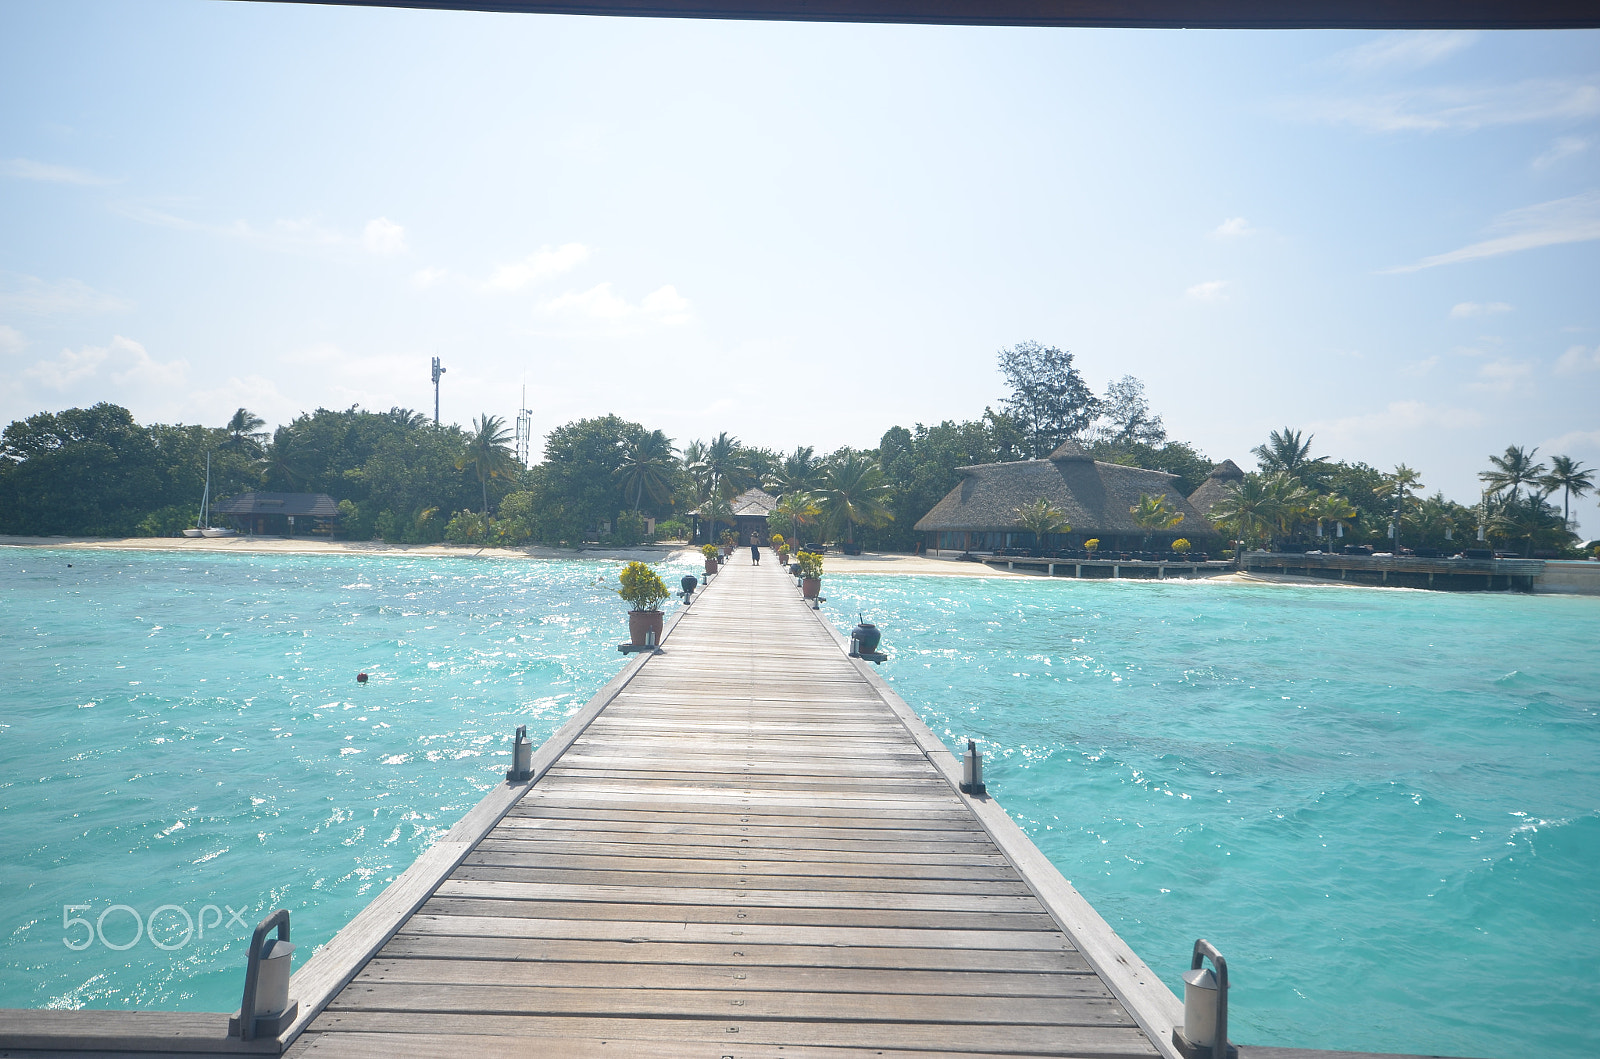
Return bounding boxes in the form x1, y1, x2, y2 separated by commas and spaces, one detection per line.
996, 341, 1100, 458
766, 445, 822, 496
1542, 455, 1594, 529
224, 407, 268, 455
1374, 464, 1424, 548
614, 429, 677, 512
1305, 493, 1358, 542
456, 413, 518, 514
1209, 473, 1309, 551
1486, 492, 1572, 557
1093, 375, 1165, 448
1251, 427, 1326, 485
771, 490, 821, 543
1129, 493, 1185, 549
1015, 497, 1071, 548
1480, 445, 1547, 503
812, 451, 893, 546
693, 431, 758, 504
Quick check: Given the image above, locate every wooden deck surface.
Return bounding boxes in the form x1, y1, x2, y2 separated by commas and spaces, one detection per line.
285, 554, 1163, 1059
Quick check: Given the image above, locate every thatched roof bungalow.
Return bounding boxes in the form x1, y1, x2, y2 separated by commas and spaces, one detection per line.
913, 440, 1215, 556
693, 487, 777, 544
1186, 459, 1246, 522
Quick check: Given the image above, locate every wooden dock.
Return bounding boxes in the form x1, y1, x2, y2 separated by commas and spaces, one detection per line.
281, 554, 1179, 1058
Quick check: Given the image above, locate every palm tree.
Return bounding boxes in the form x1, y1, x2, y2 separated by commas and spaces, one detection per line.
1375, 464, 1424, 548
224, 408, 267, 455
812, 451, 893, 546
772, 491, 821, 544
1129, 493, 1184, 550
766, 446, 822, 497
614, 430, 678, 512
456, 413, 517, 514
1542, 455, 1594, 529
1305, 493, 1357, 542
1251, 427, 1326, 484
1015, 498, 1071, 550
1210, 473, 1308, 552
695, 432, 757, 504
681, 439, 710, 503
1486, 493, 1568, 558
1480, 445, 1547, 503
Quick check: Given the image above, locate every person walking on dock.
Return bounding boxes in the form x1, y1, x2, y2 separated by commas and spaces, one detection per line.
750, 535, 761, 565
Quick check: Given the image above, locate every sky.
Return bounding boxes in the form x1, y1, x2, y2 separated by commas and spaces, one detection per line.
1, 3, 1597, 536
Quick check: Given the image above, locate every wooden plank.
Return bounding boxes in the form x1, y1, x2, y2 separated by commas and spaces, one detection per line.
417, 896, 1060, 931
434, 878, 1051, 913
451, 864, 1034, 894
354, 957, 1112, 997
302, 1012, 1160, 1056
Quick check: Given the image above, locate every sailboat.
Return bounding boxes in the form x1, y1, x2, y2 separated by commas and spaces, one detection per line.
190, 452, 237, 537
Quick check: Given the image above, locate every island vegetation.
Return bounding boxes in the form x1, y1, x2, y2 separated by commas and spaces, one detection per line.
1, 342, 1592, 557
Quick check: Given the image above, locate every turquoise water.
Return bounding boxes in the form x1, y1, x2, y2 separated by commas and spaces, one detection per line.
0, 548, 689, 1011
821, 574, 1600, 1059
4, 551, 1596, 1057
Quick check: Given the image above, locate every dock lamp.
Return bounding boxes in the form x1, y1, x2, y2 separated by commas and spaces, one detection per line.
958, 739, 986, 796
230, 909, 297, 1041
1172, 938, 1237, 1059
680, 574, 698, 604
507, 724, 533, 782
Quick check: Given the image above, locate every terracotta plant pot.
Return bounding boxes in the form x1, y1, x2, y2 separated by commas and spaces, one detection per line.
801, 576, 821, 599
704, 558, 718, 575
778, 551, 788, 565
628, 609, 664, 646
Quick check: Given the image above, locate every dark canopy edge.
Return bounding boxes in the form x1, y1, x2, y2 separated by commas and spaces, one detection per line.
263, 0, 1600, 30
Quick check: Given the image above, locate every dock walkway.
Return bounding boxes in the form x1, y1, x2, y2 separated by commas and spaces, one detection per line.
285, 554, 1174, 1058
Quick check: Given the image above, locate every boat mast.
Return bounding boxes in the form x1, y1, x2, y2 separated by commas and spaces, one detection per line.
201, 451, 211, 529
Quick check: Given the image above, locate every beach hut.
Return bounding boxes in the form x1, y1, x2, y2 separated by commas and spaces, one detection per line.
1186, 459, 1248, 522
693, 487, 777, 544
209, 492, 341, 537
914, 440, 1215, 556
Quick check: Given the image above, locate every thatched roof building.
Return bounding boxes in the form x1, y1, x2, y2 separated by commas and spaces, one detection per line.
913, 440, 1215, 555
1186, 459, 1247, 521
693, 487, 777, 544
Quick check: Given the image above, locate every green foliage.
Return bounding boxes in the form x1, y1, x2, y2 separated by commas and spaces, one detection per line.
0, 404, 166, 535
996, 340, 1099, 458
614, 510, 647, 547
614, 430, 678, 512
1171, 538, 1191, 552
796, 550, 823, 579
1086, 439, 1214, 496
651, 518, 688, 542
1083, 538, 1100, 551
719, 528, 737, 549
1209, 473, 1311, 548
1015, 498, 1071, 541
457, 413, 519, 514
617, 561, 670, 610
812, 449, 893, 545
136, 503, 199, 537
1251, 427, 1329, 488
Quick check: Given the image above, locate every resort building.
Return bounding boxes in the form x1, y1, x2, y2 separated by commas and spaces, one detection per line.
210, 492, 340, 536
693, 487, 777, 543
1186, 459, 1247, 521
914, 440, 1216, 556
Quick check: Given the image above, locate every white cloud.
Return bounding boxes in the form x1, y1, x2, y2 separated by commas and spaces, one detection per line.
22, 336, 187, 392
412, 267, 448, 288
1313, 399, 1484, 444
1541, 428, 1600, 452
1449, 301, 1512, 318
1555, 344, 1600, 374
0, 324, 26, 355
1385, 190, 1600, 273
1185, 280, 1228, 301
362, 217, 407, 255
536, 282, 693, 331
488, 243, 591, 291
1, 158, 112, 185
1470, 358, 1534, 391
1400, 355, 1441, 377
1532, 136, 1590, 171
0, 273, 132, 314
1288, 78, 1600, 133
1212, 217, 1253, 237
1332, 31, 1477, 74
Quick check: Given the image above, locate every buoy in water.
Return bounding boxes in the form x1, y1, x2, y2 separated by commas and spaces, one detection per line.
356, 672, 369, 684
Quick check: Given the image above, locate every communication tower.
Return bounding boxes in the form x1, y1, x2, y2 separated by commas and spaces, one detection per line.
514, 382, 534, 467
431, 355, 446, 425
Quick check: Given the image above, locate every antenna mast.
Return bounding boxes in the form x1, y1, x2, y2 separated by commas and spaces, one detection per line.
515, 381, 534, 467
431, 355, 446, 426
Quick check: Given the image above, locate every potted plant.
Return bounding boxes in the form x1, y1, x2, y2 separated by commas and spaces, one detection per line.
797, 550, 823, 599
719, 528, 737, 559
1171, 538, 1191, 560
1084, 538, 1100, 556
617, 561, 670, 646
701, 542, 720, 575
770, 533, 788, 564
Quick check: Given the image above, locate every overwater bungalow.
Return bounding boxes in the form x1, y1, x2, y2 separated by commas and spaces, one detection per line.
210, 492, 340, 536
915, 440, 1217, 556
